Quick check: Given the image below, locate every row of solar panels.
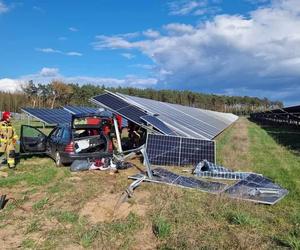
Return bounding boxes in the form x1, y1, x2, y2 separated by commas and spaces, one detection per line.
250, 104, 300, 125
22, 93, 238, 166
22, 92, 238, 141
21, 106, 104, 125
91, 91, 238, 140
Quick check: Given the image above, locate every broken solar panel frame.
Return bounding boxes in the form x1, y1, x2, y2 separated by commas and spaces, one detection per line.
146, 134, 216, 166
129, 168, 227, 194
193, 160, 259, 180
140, 115, 178, 136
224, 174, 288, 205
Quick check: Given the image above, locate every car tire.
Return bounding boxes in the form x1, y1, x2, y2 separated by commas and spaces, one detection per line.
55, 151, 62, 167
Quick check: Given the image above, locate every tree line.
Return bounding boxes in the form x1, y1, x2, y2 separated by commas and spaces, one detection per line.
0, 80, 283, 115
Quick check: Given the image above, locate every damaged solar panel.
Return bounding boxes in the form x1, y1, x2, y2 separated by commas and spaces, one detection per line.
141, 115, 178, 136
146, 134, 215, 166
129, 168, 227, 193
224, 174, 288, 205
91, 92, 148, 126
91, 90, 238, 140
115, 91, 238, 140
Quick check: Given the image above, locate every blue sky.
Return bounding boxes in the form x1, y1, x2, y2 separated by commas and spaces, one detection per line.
0, 0, 299, 105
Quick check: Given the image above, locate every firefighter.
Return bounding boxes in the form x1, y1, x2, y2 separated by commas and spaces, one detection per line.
0, 112, 18, 169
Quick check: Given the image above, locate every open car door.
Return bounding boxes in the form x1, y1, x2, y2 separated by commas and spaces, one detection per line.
20, 125, 47, 155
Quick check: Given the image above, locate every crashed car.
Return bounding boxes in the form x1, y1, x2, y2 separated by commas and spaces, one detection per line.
20, 114, 113, 166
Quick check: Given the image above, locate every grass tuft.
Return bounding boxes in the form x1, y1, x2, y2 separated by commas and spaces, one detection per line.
33, 197, 49, 211
225, 210, 260, 227
80, 225, 101, 248
152, 216, 172, 239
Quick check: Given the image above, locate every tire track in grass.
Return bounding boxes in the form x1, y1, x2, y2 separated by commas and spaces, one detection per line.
217, 117, 251, 171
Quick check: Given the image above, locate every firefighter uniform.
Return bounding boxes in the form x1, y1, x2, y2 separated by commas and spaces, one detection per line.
0, 113, 18, 168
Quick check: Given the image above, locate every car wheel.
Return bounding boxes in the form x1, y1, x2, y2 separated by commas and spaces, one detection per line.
55, 151, 62, 167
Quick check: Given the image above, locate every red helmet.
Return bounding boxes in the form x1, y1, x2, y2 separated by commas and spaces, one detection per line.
2, 111, 11, 121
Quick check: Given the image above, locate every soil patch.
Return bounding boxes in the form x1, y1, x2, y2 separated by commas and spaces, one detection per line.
80, 190, 150, 223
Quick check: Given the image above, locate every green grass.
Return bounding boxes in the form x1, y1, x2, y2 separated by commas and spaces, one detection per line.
26, 219, 41, 234
152, 216, 172, 239
33, 197, 49, 211
49, 210, 79, 224
0, 118, 299, 249
0, 163, 58, 187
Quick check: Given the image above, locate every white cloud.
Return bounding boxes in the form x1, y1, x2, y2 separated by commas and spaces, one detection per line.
36, 48, 62, 54
121, 53, 135, 59
39, 67, 59, 77
93, 35, 135, 50
0, 78, 23, 92
143, 29, 160, 38
92, 0, 300, 103
66, 51, 82, 56
36, 48, 83, 56
0, 68, 158, 93
0, 1, 9, 14
131, 64, 155, 70
69, 27, 79, 32
163, 23, 196, 35
168, 0, 221, 16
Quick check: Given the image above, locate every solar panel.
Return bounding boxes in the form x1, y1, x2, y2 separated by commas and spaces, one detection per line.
224, 174, 288, 205
146, 134, 215, 166
22, 108, 72, 125
63, 106, 99, 114
251, 104, 300, 126
91, 93, 148, 126
129, 168, 227, 193
114, 92, 238, 140
141, 115, 177, 136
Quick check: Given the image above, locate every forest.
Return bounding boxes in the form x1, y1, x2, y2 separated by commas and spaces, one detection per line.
0, 80, 283, 115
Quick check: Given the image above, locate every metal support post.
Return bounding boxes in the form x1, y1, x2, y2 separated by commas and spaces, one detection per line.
113, 116, 123, 153
141, 146, 153, 179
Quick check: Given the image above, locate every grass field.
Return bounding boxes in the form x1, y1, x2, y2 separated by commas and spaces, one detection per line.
0, 118, 299, 249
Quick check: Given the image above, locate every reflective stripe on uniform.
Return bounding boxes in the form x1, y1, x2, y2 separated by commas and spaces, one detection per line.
7, 159, 14, 164
0, 126, 13, 129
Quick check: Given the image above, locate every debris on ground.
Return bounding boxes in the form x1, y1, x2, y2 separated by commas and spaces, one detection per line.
0, 195, 8, 210
128, 154, 288, 205
115, 175, 146, 210
193, 160, 261, 180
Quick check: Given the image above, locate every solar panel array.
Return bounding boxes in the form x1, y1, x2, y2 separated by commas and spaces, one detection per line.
115, 92, 238, 140
63, 106, 99, 114
146, 134, 215, 166
92, 93, 148, 126
251, 105, 300, 127
141, 115, 177, 136
22, 108, 72, 125
92, 91, 238, 140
